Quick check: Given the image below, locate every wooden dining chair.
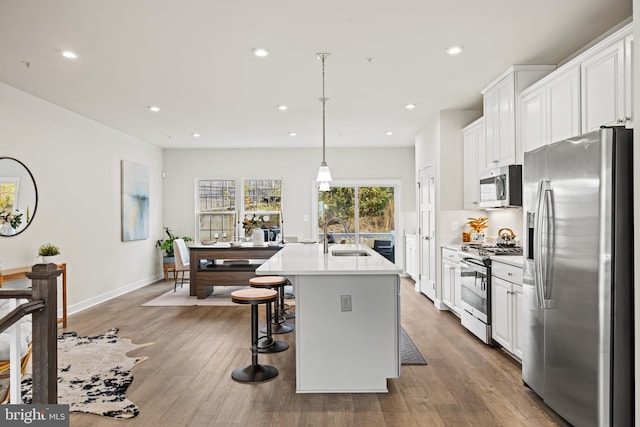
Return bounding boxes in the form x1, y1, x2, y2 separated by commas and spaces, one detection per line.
172, 238, 190, 292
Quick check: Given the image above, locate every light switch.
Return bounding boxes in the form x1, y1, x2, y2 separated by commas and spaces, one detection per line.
341, 295, 352, 312
303, 215, 310, 222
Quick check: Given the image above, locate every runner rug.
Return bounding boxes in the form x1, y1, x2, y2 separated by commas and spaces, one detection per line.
21, 328, 152, 419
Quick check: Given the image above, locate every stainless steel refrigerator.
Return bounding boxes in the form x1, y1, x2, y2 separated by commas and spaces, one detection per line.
522, 126, 634, 426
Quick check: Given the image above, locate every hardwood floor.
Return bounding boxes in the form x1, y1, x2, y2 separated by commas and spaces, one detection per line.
67, 278, 568, 427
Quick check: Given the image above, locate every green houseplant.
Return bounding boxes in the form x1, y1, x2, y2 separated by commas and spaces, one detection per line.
156, 227, 193, 258
38, 243, 60, 263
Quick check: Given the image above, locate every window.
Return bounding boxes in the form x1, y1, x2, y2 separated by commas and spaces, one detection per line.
316, 182, 398, 250
196, 179, 236, 242
242, 179, 282, 241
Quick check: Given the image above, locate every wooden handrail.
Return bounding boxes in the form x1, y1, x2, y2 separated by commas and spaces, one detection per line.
0, 300, 45, 334
0, 290, 34, 299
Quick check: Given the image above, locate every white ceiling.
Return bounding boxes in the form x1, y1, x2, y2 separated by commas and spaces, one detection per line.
0, 1, 632, 149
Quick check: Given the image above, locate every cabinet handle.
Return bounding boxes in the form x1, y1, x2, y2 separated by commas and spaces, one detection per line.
617, 118, 625, 124
626, 116, 632, 121
507, 272, 512, 276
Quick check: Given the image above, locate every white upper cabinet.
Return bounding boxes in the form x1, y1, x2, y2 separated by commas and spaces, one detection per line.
462, 117, 484, 209
519, 66, 581, 155
518, 22, 632, 155
547, 66, 582, 143
581, 39, 626, 131
519, 85, 546, 154
481, 65, 556, 172
483, 73, 515, 170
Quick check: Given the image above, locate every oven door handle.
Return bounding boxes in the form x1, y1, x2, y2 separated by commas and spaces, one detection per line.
459, 258, 487, 274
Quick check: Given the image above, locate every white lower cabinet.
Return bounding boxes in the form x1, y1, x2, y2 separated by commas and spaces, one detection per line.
405, 234, 418, 280
491, 260, 523, 360
441, 248, 462, 316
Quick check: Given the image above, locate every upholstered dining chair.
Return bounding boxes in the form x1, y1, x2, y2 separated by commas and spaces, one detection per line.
172, 238, 190, 292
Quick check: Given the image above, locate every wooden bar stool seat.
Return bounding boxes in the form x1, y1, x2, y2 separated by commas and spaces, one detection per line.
249, 276, 293, 334
231, 288, 279, 383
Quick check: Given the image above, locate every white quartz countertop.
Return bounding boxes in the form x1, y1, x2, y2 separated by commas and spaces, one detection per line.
256, 243, 402, 275
490, 255, 524, 268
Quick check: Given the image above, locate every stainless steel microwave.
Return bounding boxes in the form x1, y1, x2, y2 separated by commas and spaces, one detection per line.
479, 164, 522, 208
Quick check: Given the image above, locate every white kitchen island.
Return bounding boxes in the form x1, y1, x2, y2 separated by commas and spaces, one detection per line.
256, 243, 402, 393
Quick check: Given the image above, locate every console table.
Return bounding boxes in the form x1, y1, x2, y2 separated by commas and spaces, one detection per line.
0, 263, 67, 328
189, 245, 282, 299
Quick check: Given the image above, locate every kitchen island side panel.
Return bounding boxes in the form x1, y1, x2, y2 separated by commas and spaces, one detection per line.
295, 274, 400, 393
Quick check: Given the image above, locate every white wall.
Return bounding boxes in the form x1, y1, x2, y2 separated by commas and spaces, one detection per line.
162, 146, 415, 241
0, 82, 163, 314
414, 109, 482, 299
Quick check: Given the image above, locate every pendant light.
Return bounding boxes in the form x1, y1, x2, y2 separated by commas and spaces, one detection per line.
316, 53, 332, 189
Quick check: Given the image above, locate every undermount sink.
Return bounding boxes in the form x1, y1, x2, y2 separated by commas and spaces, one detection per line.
331, 250, 371, 257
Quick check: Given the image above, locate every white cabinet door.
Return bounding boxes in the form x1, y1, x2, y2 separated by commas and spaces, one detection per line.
405, 235, 417, 280
462, 118, 483, 209
624, 34, 633, 128
442, 261, 453, 308
520, 85, 547, 154
548, 66, 581, 144
512, 284, 524, 360
491, 276, 512, 349
484, 74, 516, 170
581, 39, 625, 132
453, 264, 463, 315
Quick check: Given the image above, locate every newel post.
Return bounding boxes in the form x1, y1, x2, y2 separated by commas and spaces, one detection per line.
26, 263, 61, 404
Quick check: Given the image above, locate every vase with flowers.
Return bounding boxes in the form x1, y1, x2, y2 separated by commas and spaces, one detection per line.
242, 214, 272, 240
466, 217, 489, 244
0, 209, 23, 236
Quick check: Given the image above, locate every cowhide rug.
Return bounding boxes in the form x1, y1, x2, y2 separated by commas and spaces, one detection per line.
21, 328, 152, 419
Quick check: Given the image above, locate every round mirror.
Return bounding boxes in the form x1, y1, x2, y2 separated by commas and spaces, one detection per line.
0, 157, 38, 237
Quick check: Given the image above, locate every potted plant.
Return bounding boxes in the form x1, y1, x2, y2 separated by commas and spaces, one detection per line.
466, 217, 488, 244
156, 227, 193, 260
38, 243, 60, 263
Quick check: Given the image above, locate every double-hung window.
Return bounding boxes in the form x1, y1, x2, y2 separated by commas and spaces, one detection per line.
196, 179, 236, 242
242, 179, 282, 241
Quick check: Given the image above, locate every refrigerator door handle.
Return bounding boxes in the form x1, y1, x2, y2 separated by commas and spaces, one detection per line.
533, 180, 546, 308
542, 186, 555, 308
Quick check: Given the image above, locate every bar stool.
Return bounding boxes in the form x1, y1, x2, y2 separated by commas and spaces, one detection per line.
249, 276, 293, 334
230, 288, 279, 383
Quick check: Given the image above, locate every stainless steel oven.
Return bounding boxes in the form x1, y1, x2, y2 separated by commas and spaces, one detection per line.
459, 257, 492, 344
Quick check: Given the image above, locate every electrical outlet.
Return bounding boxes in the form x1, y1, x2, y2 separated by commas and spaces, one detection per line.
452, 221, 459, 230
340, 295, 352, 312
303, 215, 310, 222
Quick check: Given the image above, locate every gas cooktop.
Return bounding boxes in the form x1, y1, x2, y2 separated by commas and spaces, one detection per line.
460, 245, 523, 257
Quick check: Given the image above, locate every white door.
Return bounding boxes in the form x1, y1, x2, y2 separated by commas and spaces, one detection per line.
418, 165, 436, 300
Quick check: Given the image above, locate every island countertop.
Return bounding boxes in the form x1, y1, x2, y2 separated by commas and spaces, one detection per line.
256, 243, 402, 276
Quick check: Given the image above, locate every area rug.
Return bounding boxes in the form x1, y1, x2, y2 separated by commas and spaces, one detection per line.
400, 327, 427, 365
21, 328, 152, 419
142, 285, 295, 307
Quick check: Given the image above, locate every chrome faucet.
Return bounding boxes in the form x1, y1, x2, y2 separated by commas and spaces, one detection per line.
323, 217, 349, 253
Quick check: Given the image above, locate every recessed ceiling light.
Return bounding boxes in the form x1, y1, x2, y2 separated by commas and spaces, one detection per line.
288, 132, 297, 137
192, 132, 201, 138
61, 50, 78, 59
405, 103, 416, 110
148, 105, 160, 112
278, 105, 288, 111
252, 48, 269, 57
446, 45, 464, 55
386, 131, 394, 136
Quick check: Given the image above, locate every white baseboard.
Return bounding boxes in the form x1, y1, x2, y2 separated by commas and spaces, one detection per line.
67, 274, 162, 318
433, 299, 449, 311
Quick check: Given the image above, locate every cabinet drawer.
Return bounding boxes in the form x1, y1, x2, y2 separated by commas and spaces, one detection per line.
442, 248, 459, 263
491, 261, 522, 283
